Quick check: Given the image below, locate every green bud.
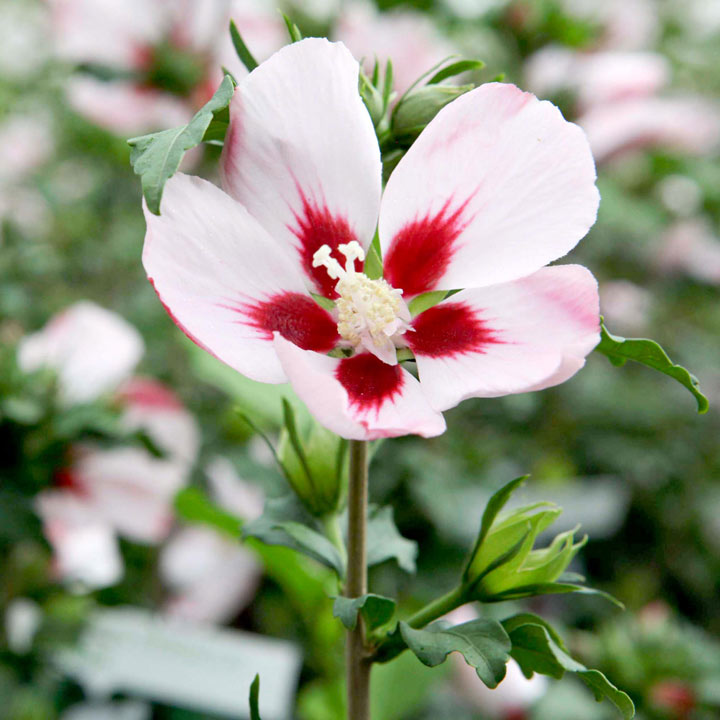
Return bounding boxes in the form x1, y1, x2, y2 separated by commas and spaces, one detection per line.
465, 501, 586, 601
392, 83, 474, 140
277, 407, 348, 516
359, 70, 387, 129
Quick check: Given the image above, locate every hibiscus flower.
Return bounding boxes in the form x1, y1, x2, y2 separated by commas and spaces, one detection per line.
143, 38, 601, 441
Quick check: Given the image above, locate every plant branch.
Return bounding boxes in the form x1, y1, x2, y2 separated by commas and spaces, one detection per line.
346, 440, 371, 720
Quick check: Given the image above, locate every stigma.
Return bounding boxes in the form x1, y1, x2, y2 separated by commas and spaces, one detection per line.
312, 241, 411, 365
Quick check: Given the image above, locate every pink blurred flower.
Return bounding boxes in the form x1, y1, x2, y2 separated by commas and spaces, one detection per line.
579, 96, 720, 163
334, 1, 454, 96
17, 301, 144, 406
25, 304, 200, 585
558, 0, 659, 52
525, 44, 720, 163
657, 219, 720, 285
446, 606, 548, 719
47, 0, 282, 134
160, 457, 263, 624
144, 39, 601, 441
35, 491, 123, 590
525, 48, 669, 110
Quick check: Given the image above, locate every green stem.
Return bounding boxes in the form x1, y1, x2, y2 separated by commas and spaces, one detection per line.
346, 440, 371, 720
406, 586, 467, 629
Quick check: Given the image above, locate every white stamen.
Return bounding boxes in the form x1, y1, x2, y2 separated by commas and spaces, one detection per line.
312, 242, 411, 365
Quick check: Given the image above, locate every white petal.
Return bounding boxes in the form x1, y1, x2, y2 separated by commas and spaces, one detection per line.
143, 173, 338, 384
221, 38, 382, 297
409, 265, 600, 411
379, 83, 599, 296
17, 301, 144, 406
274, 335, 446, 440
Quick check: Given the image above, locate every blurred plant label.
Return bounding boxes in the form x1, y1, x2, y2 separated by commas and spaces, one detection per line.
56, 607, 301, 719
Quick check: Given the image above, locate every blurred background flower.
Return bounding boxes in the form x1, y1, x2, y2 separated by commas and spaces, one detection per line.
2, 0, 720, 718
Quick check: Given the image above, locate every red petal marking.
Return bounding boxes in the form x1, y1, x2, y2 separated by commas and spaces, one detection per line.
383, 197, 473, 297
289, 191, 360, 299
335, 353, 404, 412
244, 292, 339, 352
408, 302, 502, 358
117, 377, 184, 411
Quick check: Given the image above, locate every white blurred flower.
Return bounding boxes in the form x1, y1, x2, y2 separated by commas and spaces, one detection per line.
35, 491, 123, 590
61, 701, 150, 720
657, 175, 703, 218
70, 447, 189, 544
160, 456, 263, 624
0, 0, 50, 79
17, 301, 144, 406
657, 219, 720, 285
334, 1, 455, 96
5, 598, 42, 654
0, 112, 54, 184
600, 281, 652, 334
160, 526, 260, 624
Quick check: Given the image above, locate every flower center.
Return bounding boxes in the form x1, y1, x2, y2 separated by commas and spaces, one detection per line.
312, 241, 411, 365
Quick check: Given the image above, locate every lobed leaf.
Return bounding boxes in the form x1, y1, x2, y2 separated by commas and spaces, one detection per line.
491, 582, 624, 608
596, 319, 708, 413
128, 75, 235, 214
243, 496, 345, 576
332, 594, 396, 631
367, 505, 418, 573
502, 614, 635, 719
399, 619, 510, 688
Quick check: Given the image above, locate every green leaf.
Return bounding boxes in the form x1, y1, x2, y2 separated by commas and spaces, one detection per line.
596, 318, 708, 413
463, 476, 528, 581
502, 614, 635, 719
580, 670, 636, 718
249, 674, 262, 720
244, 496, 345, 576
229, 20, 258, 72
399, 619, 510, 688
491, 582, 624, 608
366, 505, 417, 573
333, 594, 396, 631
364, 240, 383, 280
128, 75, 235, 214
408, 290, 448, 317
174, 486, 242, 539
428, 59, 485, 84
281, 13, 303, 42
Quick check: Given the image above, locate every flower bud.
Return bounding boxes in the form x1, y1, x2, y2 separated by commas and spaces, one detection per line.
359, 70, 386, 129
392, 83, 473, 140
277, 416, 347, 517
465, 501, 586, 602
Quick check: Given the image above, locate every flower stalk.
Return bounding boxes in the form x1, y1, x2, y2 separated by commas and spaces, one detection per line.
346, 439, 371, 720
